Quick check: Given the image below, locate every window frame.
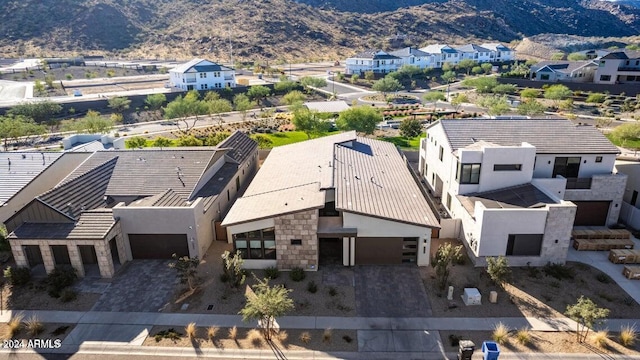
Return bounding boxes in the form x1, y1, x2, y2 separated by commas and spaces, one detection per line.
233, 227, 277, 260
493, 164, 522, 171
456, 163, 481, 184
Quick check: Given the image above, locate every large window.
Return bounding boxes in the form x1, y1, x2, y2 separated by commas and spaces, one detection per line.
600, 75, 611, 82
506, 234, 543, 256
456, 163, 481, 184
233, 228, 276, 259
553, 157, 581, 178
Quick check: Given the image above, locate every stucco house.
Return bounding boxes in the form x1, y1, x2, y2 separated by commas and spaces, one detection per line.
169, 59, 236, 91
529, 61, 598, 82
594, 51, 640, 84
389, 47, 434, 69
419, 119, 625, 266
615, 159, 640, 229
5, 131, 257, 278
419, 44, 461, 67
454, 44, 493, 63
222, 132, 439, 270
344, 50, 402, 75
480, 43, 516, 62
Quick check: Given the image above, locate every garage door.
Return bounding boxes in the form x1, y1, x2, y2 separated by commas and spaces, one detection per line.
573, 201, 610, 226
355, 237, 406, 265
129, 234, 189, 259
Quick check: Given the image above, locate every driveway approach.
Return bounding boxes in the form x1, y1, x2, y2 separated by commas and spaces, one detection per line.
354, 265, 432, 317
91, 260, 177, 312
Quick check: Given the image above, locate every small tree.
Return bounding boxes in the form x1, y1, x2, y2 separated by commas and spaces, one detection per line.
145, 93, 167, 111
372, 76, 403, 98
65, 110, 113, 134
481, 62, 493, 74
274, 79, 297, 94
292, 107, 329, 139
399, 118, 423, 138
205, 132, 230, 146
457, 59, 476, 75
233, 93, 253, 121
565, 296, 610, 343
247, 85, 271, 107
431, 243, 463, 291
567, 52, 588, 61
168, 254, 200, 292
492, 84, 518, 95
108, 96, 131, 114
299, 76, 327, 94
282, 90, 306, 106
364, 71, 375, 82
472, 66, 483, 75
451, 93, 469, 112
222, 250, 246, 288
350, 74, 360, 84
611, 122, 640, 148
477, 95, 510, 116
152, 136, 172, 148
423, 91, 446, 110
586, 93, 606, 104
441, 70, 457, 85
336, 106, 382, 134
125, 136, 147, 149
544, 84, 572, 106
486, 256, 511, 288
240, 277, 294, 340
517, 99, 547, 116
463, 76, 498, 93
519, 88, 540, 100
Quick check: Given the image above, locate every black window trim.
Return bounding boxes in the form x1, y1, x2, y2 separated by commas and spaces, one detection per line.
493, 164, 522, 171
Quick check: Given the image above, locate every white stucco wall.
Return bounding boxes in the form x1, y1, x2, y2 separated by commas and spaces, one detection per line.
533, 154, 616, 178
475, 205, 548, 256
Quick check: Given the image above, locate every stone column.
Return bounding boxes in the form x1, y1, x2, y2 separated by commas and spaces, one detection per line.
67, 244, 85, 277
9, 242, 28, 267
39, 243, 55, 274
94, 242, 115, 278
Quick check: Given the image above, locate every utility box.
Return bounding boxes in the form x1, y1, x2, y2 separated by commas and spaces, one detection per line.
462, 288, 481, 306
458, 340, 475, 360
482, 341, 500, 360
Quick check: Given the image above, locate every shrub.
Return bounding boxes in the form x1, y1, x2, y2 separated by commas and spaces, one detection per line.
300, 331, 311, 344
343, 335, 353, 343
8, 313, 24, 338
543, 263, 574, 280
596, 273, 612, 284
4, 266, 31, 286
592, 330, 609, 348
248, 329, 263, 347
265, 267, 280, 280
46, 265, 77, 298
323, 328, 332, 343
328, 286, 338, 297
516, 328, 531, 345
154, 328, 181, 342
486, 256, 511, 287
185, 322, 197, 340
307, 280, 318, 293
207, 326, 219, 341
492, 322, 510, 344
620, 325, 637, 347
25, 315, 44, 336
277, 330, 289, 342
59, 288, 78, 302
289, 267, 306, 282
229, 326, 238, 340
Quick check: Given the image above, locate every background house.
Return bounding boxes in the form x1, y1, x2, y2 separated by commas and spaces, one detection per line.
419, 119, 624, 266
169, 59, 236, 91
594, 51, 640, 84
5, 131, 257, 278
615, 159, 640, 229
222, 132, 439, 270
529, 61, 597, 82
344, 50, 402, 75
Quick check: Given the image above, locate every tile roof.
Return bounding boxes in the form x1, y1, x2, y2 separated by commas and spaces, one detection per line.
170, 59, 233, 74
457, 183, 556, 216
8, 210, 116, 240
389, 47, 430, 58
333, 137, 439, 227
351, 49, 400, 60
218, 130, 258, 164
303, 101, 351, 113
0, 152, 64, 206
437, 119, 619, 154
196, 162, 240, 211
223, 131, 439, 228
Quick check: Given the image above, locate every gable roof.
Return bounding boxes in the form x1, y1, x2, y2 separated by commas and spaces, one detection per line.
435, 119, 619, 155
389, 47, 430, 58
419, 44, 456, 55
532, 61, 597, 74
218, 130, 259, 165
8, 209, 117, 240
0, 152, 64, 206
455, 44, 491, 53
351, 49, 400, 60
480, 43, 512, 52
223, 132, 439, 228
170, 59, 234, 74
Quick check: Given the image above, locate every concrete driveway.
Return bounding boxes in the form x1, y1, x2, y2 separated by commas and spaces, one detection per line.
91, 260, 178, 312
354, 265, 432, 317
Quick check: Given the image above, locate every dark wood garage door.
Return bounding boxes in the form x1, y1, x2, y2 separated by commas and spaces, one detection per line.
573, 201, 610, 226
129, 234, 189, 259
355, 237, 403, 265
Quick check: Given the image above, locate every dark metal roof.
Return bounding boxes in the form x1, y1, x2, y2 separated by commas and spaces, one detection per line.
437, 119, 619, 154
333, 137, 439, 228
218, 131, 258, 164
0, 152, 64, 206
196, 162, 240, 210
38, 157, 117, 219
532, 61, 596, 73
601, 51, 629, 60
8, 210, 117, 240
457, 184, 556, 215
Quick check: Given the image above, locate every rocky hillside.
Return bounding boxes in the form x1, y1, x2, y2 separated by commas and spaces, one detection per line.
0, 0, 638, 61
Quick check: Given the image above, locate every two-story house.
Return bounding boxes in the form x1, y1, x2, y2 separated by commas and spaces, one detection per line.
169, 59, 236, 91
481, 43, 516, 62
594, 51, 640, 84
344, 50, 402, 75
454, 44, 493, 63
420, 44, 461, 67
529, 61, 598, 82
419, 119, 625, 266
389, 47, 434, 69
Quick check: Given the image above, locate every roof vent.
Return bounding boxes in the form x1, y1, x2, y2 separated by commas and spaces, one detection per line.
355, 175, 360, 180
21, 154, 26, 159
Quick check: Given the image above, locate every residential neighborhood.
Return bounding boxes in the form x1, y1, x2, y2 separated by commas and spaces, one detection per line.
1, 41, 640, 360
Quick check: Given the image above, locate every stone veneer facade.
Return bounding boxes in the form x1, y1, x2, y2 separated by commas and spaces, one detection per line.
274, 209, 318, 270
563, 173, 627, 226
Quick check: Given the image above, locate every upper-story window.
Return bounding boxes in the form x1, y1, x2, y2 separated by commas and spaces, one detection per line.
438, 146, 444, 161
553, 157, 581, 178
494, 164, 522, 171
199, 73, 207, 78
456, 163, 481, 184
214, 72, 221, 77
595, 156, 603, 163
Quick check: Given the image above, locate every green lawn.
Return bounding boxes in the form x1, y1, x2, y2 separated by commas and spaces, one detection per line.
251, 130, 340, 147
605, 134, 640, 150
377, 134, 425, 150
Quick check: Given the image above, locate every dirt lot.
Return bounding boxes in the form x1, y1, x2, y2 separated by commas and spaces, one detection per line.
143, 326, 358, 352
440, 330, 640, 355
165, 242, 356, 317
1, 281, 99, 312
423, 239, 640, 319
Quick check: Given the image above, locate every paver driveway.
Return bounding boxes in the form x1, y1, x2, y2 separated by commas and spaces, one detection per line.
354, 265, 432, 317
91, 260, 177, 312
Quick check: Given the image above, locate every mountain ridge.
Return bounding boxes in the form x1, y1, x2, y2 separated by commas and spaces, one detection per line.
0, 0, 638, 61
